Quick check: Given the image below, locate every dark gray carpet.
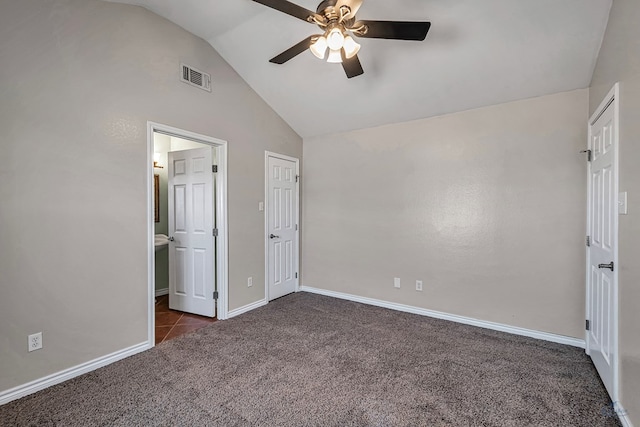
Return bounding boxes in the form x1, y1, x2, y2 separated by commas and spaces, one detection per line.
0, 292, 620, 426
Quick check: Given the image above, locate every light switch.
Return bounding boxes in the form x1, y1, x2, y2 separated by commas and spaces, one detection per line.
619, 192, 628, 215
259, 202, 264, 212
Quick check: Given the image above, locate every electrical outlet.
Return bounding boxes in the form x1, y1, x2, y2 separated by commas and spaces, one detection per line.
28, 332, 42, 352
416, 280, 423, 291
248, 277, 253, 287
394, 278, 401, 289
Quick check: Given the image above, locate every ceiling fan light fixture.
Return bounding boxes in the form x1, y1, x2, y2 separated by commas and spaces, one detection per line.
310, 36, 328, 59
326, 27, 345, 50
326, 48, 343, 63
343, 35, 360, 59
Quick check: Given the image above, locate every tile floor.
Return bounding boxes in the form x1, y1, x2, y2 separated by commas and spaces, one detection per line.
155, 295, 217, 345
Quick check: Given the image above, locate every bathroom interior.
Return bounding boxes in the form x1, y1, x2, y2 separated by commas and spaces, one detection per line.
153, 132, 217, 344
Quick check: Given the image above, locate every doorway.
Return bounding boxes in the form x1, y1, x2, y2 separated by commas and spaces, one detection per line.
147, 122, 229, 347
265, 152, 300, 301
586, 84, 619, 402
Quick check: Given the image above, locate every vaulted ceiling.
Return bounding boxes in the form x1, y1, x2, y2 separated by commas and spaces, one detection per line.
104, 0, 612, 138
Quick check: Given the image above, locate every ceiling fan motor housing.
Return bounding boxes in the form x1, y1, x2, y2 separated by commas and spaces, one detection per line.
317, 0, 338, 14
315, 0, 356, 27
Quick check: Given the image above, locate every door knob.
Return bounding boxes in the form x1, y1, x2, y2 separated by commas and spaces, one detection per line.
269, 234, 280, 239
169, 236, 175, 242
598, 262, 614, 271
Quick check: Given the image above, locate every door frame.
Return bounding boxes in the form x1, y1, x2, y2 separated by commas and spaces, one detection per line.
147, 122, 229, 347
585, 83, 620, 402
264, 151, 300, 302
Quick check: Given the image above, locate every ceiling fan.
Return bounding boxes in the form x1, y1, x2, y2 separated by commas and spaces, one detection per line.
251, 0, 431, 78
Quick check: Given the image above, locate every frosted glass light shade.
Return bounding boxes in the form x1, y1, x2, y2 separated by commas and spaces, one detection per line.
327, 48, 343, 63
343, 35, 360, 59
327, 28, 345, 50
310, 36, 328, 59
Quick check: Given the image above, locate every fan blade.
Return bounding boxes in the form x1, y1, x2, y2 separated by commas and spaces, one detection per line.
269, 36, 316, 64
354, 20, 431, 41
341, 51, 364, 78
251, 0, 316, 22
336, 0, 363, 18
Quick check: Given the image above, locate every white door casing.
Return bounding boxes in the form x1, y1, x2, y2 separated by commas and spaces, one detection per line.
168, 147, 216, 317
586, 84, 619, 401
266, 153, 299, 301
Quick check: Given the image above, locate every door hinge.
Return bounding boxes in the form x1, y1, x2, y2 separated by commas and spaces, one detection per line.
586, 236, 591, 247
295, 272, 298, 279
296, 175, 299, 183
213, 291, 219, 300
586, 319, 590, 331
580, 149, 592, 162
213, 228, 218, 237
212, 165, 218, 173
296, 224, 298, 231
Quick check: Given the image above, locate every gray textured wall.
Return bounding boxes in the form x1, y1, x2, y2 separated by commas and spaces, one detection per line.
303, 89, 588, 339
0, 0, 302, 393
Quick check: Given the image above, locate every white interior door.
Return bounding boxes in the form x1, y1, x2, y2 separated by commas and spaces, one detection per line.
267, 155, 298, 301
587, 97, 618, 399
168, 147, 216, 317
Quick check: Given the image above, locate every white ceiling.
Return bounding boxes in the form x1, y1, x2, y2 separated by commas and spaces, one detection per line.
105, 0, 612, 138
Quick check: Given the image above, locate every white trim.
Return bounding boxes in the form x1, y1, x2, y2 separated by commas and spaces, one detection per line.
147, 127, 156, 349
155, 288, 169, 297
147, 122, 229, 323
216, 142, 229, 320
264, 152, 300, 303
0, 342, 149, 406
615, 401, 634, 427
585, 108, 591, 359
227, 299, 268, 319
301, 286, 586, 348
585, 83, 620, 402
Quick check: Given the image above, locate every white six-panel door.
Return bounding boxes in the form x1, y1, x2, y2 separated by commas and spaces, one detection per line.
267, 155, 298, 301
168, 147, 216, 317
587, 96, 618, 399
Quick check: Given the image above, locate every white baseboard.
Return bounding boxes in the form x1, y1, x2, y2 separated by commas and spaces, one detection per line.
0, 341, 150, 406
300, 286, 585, 349
227, 298, 267, 319
615, 401, 634, 427
155, 288, 169, 297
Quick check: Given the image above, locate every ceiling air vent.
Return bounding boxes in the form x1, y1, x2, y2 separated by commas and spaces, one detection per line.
180, 63, 211, 92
